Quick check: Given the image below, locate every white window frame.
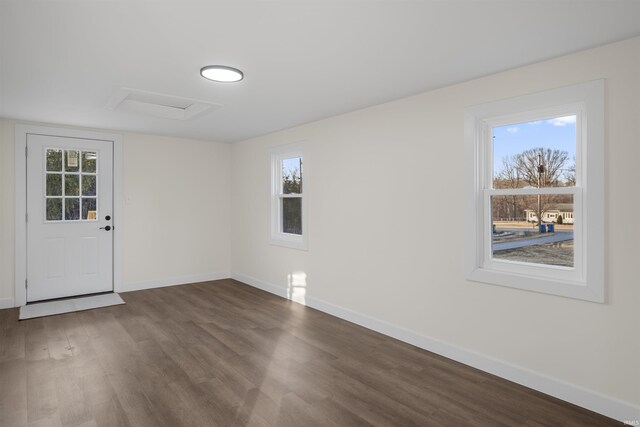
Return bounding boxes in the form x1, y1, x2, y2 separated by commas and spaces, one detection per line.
464, 80, 605, 303
270, 142, 308, 250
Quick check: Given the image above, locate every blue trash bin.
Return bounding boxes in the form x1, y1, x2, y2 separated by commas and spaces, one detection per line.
539, 224, 546, 233
547, 223, 554, 232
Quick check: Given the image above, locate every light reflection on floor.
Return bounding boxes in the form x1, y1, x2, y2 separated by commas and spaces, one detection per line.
287, 271, 307, 305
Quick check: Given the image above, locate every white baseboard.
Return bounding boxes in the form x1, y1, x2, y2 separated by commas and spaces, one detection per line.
231, 272, 640, 423
119, 272, 230, 293
234, 272, 289, 299
0, 297, 15, 309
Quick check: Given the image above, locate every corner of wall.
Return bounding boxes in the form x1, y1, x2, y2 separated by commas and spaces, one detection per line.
0, 119, 16, 303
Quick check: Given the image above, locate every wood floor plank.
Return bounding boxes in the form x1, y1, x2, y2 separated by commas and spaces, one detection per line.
0, 358, 28, 426
54, 373, 93, 427
317, 362, 436, 426
26, 360, 59, 424
106, 372, 160, 427
87, 396, 130, 427
235, 388, 279, 427
169, 377, 241, 427
313, 397, 374, 427
0, 327, 26, 362
25, 318, 50, 362
0, 279, 622, 426
274, 392, 335, 427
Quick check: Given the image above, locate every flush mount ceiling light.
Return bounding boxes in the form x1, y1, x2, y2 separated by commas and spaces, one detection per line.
200, 65, 244, 83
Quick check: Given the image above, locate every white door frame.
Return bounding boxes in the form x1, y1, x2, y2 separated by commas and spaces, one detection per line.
14, 124, 124, 307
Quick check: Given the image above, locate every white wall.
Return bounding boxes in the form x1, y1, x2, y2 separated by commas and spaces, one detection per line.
230, 36, 640, 413
0, 120, 16, 307
0, 120, 231, 303
121, 133, 230, 289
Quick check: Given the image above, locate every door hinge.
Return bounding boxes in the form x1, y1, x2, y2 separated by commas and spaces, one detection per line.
25, 213, 28, 223
25, 146, 28, 157
25, 279, 28, 289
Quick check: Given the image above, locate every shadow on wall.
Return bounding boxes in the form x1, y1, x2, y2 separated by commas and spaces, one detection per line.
287, 271, 307, 305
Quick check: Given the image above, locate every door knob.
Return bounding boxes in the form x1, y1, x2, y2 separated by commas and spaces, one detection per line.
99, 225, 112, 231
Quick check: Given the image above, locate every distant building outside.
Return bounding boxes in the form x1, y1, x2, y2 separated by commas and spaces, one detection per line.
524, 203, 574, 224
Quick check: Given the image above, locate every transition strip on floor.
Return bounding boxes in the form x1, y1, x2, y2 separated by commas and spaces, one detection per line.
19, 292, 125, 320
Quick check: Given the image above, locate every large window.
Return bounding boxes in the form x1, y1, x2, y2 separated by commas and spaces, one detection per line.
465, 80, 604, 302
270, 142, 308, 250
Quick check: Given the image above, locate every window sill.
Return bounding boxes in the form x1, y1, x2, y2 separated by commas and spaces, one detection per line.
467, 267, 604, 303
269, 234, 308, 251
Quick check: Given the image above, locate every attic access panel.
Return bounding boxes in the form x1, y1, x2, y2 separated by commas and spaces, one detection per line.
105, 88, 223, 120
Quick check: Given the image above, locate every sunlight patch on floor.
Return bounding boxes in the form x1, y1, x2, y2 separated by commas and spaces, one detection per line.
287, 271, 307, 305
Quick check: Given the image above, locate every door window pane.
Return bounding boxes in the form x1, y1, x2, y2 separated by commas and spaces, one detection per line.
82, 151, 97, 173
282, 157, 302, 194
46, 149, 62, 171
65, 198, 80, 220
46, 174, 62, 196
82, 175, 96, 196
492, 116, 576, 188
46, 198, 63, 221
65, 150, 80, 172
82, 198, 97, 220
491, 194, 574, 267
43, 148, 101, 222
282, 197, 302, 235
65, 174, 79, 196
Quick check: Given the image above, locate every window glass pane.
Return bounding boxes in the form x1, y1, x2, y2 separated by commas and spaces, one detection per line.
65, 150, 80, 172
46, 174, 62, 196
65, 174, 79, 196
46, 198, 62, 221
46, 149, 62, 171
82, 175, 96, 196
491, 194, 574, 267
65, 198, 80, 220
282, 157, 302, 194
82, 198, 97, 220
82, 151, 97, 173
282, 197, 302, 235
492, 116, 576, 188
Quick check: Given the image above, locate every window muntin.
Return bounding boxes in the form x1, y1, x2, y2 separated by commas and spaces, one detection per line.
489, 114, 578, 270
44, 148, 98, 222
282, 197, 302, 235
492, 116, 576, 188
465, 80, 604, 302
280, 156, 303, 235
480, 109, 584, 284
282, 157, 302, 194
491, 194, 574, 268
270, 144, 308, 250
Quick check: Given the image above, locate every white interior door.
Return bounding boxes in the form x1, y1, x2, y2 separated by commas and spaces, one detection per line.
26, 134, 114, 302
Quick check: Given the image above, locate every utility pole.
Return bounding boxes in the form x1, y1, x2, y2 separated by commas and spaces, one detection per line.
537, 152, 545, 232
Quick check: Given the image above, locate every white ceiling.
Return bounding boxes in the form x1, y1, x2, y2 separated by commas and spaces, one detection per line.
1, 1, 639, 143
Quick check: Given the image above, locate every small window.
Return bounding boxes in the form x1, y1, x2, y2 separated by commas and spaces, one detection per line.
270, 143, 308, 250
44, 148, 98, 222
465, 80, 605, 302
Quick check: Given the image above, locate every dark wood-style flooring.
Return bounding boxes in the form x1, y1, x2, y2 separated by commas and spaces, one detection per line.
0, 279, 620, 426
